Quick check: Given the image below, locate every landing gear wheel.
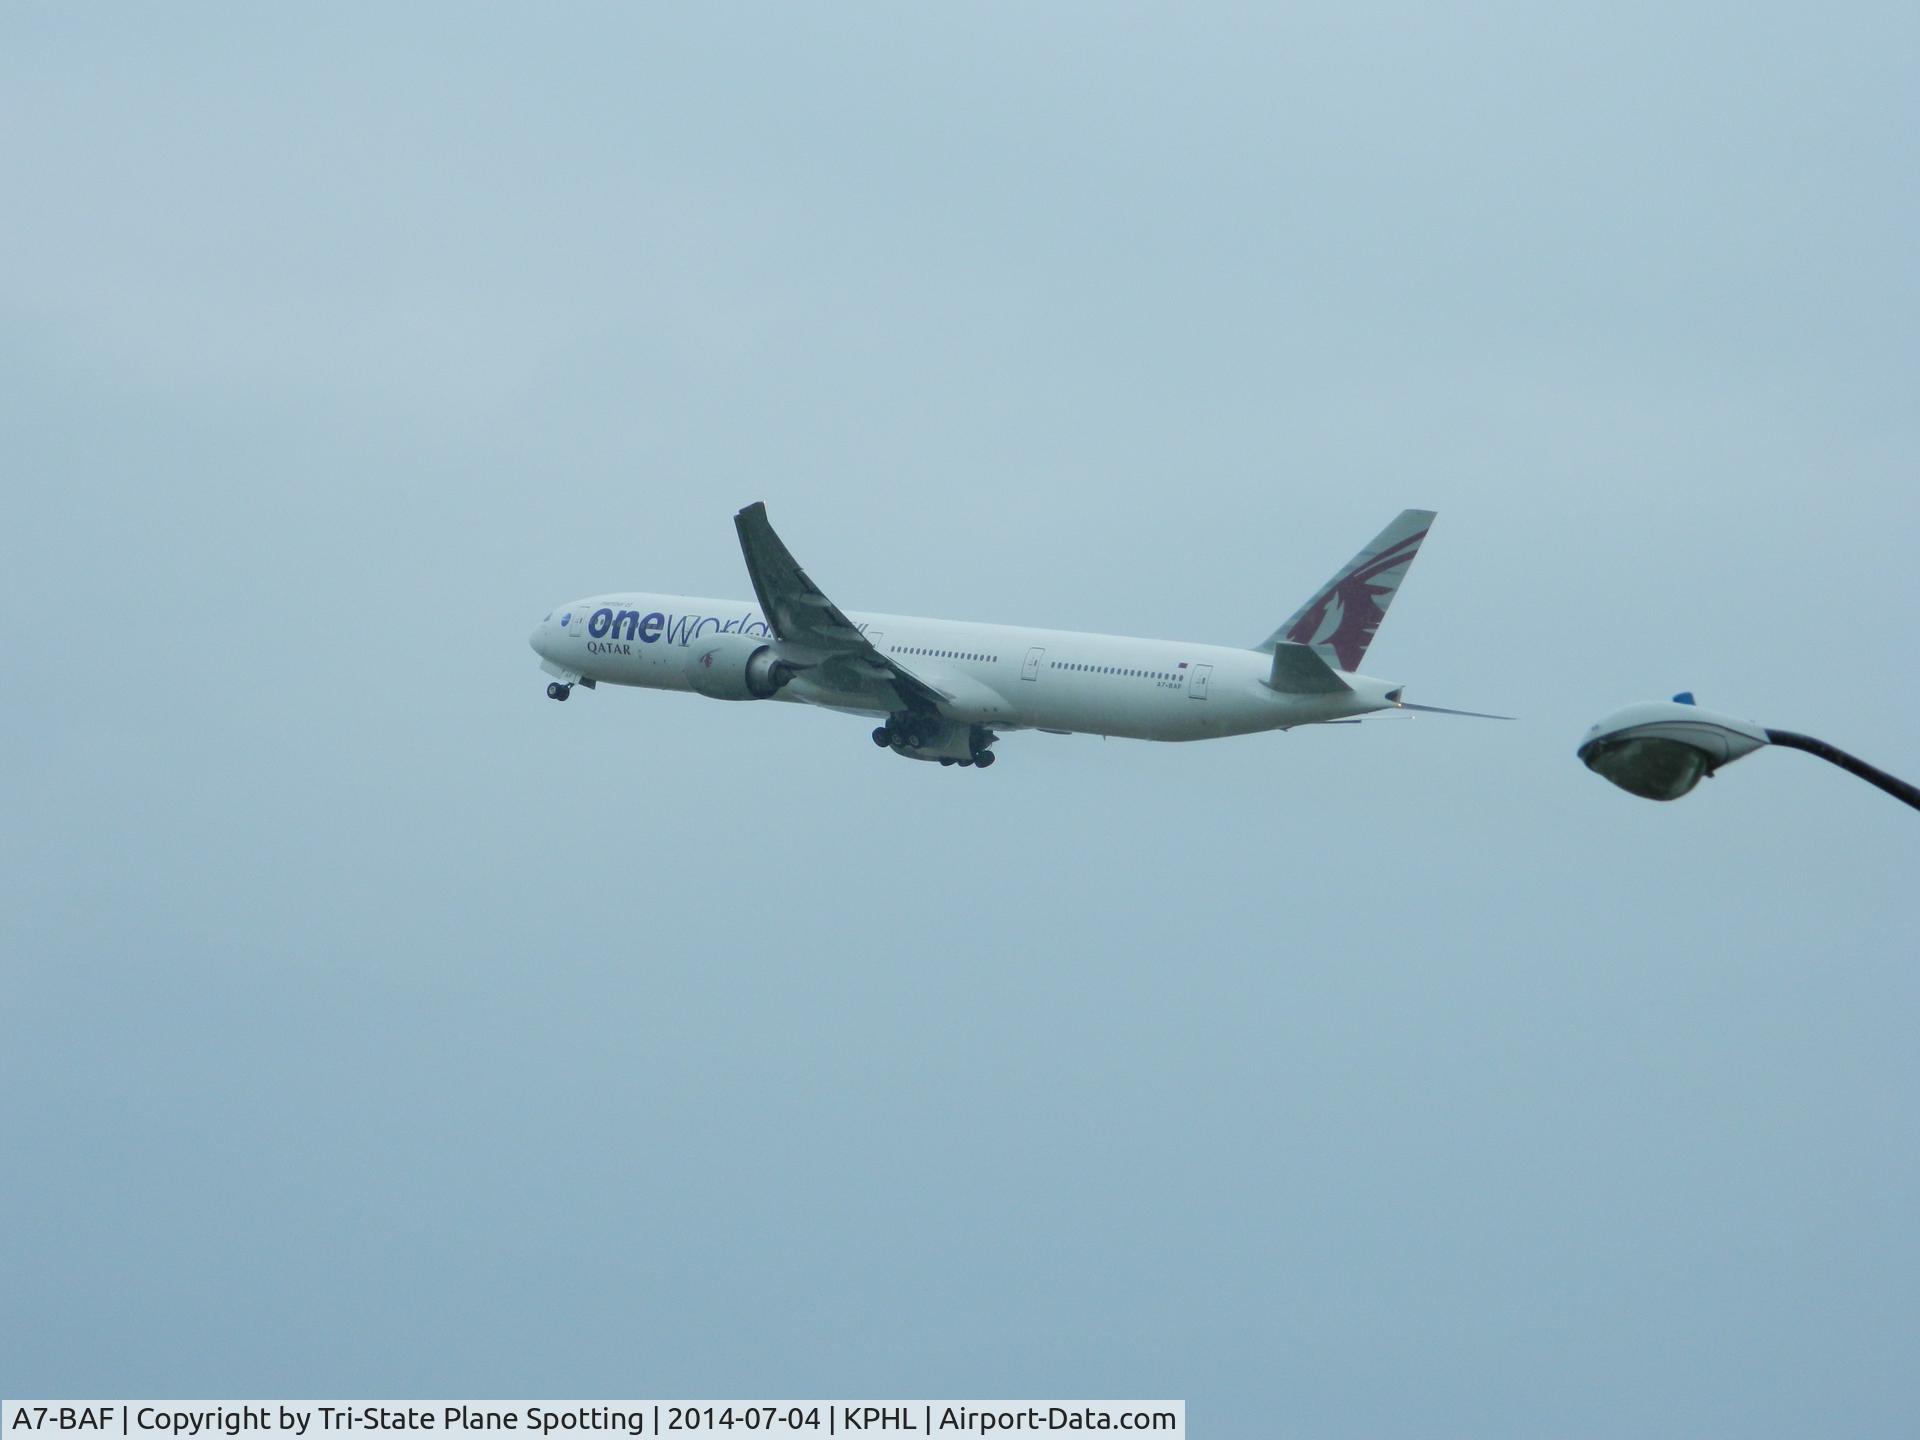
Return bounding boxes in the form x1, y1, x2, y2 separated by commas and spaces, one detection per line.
940, 758, 955, 767
958, 758, 974, 767
973, 750, 996, 769
546, 682, 571, 702
872, 726, 892, 748
902, 727, 926, 749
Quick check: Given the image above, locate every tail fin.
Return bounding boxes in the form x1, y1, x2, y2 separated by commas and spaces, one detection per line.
1257, 509, 1435, 671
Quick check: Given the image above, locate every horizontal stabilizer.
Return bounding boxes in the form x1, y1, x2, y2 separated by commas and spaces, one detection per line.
1266, 642, 1352, 695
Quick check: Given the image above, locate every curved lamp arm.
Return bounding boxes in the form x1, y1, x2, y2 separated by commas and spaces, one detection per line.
1762, 730, 1920, 812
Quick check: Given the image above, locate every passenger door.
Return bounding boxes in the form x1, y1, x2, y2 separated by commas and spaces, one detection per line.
1022, 646, 1045, 681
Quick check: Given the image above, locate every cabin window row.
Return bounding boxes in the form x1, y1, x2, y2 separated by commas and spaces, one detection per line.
896, 645, 997, 663
1051, 661, 1178, 681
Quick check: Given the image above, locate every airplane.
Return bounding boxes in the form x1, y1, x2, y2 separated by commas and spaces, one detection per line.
528, 503, 1504, 769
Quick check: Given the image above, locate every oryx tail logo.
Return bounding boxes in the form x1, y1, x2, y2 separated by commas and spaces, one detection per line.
1283, 524, 1430, 672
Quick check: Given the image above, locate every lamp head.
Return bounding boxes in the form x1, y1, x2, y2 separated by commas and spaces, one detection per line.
1578, 697, 1770, 801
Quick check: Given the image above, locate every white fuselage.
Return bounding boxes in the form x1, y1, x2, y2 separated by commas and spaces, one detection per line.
530, 593, 1400, 741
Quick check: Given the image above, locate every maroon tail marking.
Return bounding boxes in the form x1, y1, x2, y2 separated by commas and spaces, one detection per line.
1283, 531, 1428, 672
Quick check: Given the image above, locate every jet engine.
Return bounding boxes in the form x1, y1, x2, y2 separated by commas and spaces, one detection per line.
683, 634, 798, 701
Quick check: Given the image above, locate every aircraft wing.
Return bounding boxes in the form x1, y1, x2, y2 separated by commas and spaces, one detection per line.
733, 502, 948, 714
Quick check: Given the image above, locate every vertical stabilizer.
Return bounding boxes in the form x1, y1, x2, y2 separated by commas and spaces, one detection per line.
1257, 510, 1435, 671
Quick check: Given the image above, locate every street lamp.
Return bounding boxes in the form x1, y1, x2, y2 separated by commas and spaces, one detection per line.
1578, 693, 1920, 811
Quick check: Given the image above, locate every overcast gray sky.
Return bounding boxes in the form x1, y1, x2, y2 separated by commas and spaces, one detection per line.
3, 4, 1916, 1434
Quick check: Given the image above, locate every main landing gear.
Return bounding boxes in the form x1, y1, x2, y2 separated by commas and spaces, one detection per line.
873, 722, 933, 749
546, 682, 572, 702
872, 719, 997, 769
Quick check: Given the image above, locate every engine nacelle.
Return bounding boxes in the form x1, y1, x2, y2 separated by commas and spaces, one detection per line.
683, 634, 797, 701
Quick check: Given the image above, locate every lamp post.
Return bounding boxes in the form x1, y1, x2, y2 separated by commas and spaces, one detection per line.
1577, 694, 1920, 811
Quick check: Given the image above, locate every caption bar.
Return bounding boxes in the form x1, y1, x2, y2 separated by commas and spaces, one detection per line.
3, 1406, 1183, 1439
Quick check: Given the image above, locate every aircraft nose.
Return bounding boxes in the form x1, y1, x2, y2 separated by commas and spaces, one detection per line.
529, 618, 547, 655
